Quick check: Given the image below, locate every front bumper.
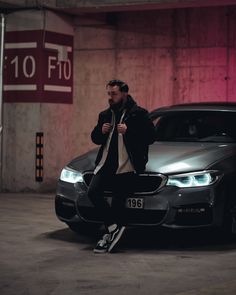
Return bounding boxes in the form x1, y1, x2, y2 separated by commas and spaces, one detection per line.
55, 178, 223, 228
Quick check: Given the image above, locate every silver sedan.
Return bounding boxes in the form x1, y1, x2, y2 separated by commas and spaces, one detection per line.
55, 103, 236, 235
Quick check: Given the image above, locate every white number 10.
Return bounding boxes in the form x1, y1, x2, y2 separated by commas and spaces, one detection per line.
10, 55, 36, 78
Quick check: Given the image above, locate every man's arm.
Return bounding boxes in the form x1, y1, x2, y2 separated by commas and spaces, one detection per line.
142, 111, 156, 145
125, 110, 156, 145
91, 113, 110, 145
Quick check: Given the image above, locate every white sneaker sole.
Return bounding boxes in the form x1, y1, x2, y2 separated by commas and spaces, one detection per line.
108, 226, 126, 253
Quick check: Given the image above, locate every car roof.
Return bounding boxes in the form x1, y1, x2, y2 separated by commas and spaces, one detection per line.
150, 102, 236, 117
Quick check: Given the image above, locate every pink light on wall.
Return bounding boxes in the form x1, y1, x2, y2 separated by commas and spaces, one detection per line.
175, 48, 228, 104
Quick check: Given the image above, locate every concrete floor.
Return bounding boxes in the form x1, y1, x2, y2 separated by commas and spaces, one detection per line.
1, 194, 236, 295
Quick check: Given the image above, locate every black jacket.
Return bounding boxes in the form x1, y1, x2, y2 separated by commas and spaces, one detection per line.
91, 96, 156, 174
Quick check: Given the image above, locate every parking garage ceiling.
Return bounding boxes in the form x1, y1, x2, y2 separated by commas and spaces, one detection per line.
1, 0, 236, 15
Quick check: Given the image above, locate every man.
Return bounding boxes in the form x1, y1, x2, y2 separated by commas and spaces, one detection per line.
88, 79, 155, 253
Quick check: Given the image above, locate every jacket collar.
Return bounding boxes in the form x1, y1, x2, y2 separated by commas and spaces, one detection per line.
125, 95, 137, 112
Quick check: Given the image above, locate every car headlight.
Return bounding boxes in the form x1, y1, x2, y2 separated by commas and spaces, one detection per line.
60, 167, 83, 184
166, 171, 220, 188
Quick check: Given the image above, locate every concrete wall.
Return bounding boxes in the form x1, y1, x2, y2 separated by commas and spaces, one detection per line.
73, 6, 235, 154
2, 0, 236, 11
3, 5, 236, 192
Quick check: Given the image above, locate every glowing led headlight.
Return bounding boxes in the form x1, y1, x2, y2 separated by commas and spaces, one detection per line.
166, 171, 220, 188
60, 167, 83, 183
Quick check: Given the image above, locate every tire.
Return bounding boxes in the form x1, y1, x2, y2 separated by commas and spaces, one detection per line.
66, 221, 100, 235
221, 202, 236, 237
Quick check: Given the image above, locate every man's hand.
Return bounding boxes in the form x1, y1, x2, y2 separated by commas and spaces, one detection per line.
102, 123, 112, 134
117, 123, 127, 134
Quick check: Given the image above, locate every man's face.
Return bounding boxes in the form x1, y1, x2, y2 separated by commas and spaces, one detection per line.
107, 85, 127, 106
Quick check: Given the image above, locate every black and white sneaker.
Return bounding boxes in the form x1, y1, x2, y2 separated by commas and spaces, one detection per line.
108, 225, 126, 253
93, 234, 110, 253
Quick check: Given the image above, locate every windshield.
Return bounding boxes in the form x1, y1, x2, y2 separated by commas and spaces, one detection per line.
153, 111, 236, 143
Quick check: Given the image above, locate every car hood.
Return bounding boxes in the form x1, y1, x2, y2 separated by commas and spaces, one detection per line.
147, 142, 235, 174
69, 142, 236, 175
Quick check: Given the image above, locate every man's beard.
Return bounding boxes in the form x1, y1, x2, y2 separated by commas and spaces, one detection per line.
109, 99, 123, 111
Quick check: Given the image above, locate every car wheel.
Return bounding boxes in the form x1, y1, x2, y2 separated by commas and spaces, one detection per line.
66, 221, 100, 235
221, 203, 236, 237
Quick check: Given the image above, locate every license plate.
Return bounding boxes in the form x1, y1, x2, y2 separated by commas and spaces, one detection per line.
126, 198, 144, 209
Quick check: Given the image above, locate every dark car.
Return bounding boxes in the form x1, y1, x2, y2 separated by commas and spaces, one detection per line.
55, 102, 236, 235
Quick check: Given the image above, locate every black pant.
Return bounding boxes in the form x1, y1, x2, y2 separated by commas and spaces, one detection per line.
87, 171, 135, 228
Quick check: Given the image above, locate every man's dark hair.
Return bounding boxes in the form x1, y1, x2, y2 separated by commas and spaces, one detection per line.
106, 79, 129, 93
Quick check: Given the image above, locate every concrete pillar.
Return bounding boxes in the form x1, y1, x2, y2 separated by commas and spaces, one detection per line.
3, 10, 75, 192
